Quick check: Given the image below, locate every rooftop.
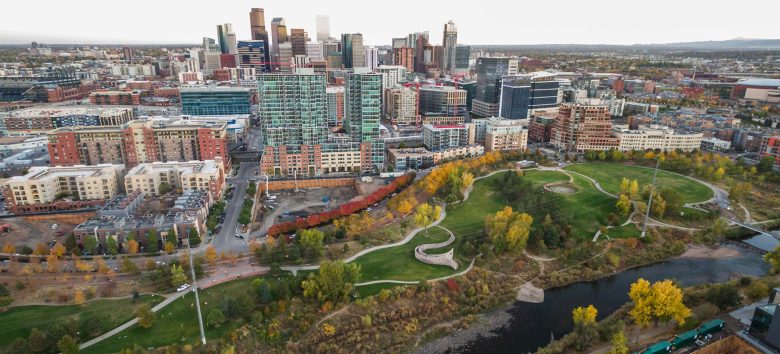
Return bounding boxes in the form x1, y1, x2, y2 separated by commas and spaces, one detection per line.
126, 160, 222, 177
101, 191, 143, 211
8, 106, 133, 118
7, 164, 123, 183
180, 86, 251, 93
736, 78, 780, 87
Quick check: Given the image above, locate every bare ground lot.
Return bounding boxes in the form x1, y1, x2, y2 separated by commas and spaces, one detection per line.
1, 217, 78, 249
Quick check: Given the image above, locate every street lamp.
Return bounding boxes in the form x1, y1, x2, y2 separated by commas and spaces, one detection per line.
184, 239, 206, 345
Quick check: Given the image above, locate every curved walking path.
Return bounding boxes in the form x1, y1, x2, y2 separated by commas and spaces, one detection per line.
415, 225, 458, 270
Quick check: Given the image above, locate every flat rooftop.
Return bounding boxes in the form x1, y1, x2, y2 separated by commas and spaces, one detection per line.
7, 164, 121, 182
9, 106, 132, 118
126, 160, 222, 176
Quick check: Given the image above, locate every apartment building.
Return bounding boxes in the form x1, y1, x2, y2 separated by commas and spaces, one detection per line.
385, 86, 417, 125
483, 118, 529, 152
124, 158, 226, 199
760, 136, 780, 165
552, 101, 619, 152
47, 119, 228, 167
4, 106, 134, 135
89, 91, 142, 105
422, 124, 469, 151
2, 164, 125, 214
612, 124, 703, 152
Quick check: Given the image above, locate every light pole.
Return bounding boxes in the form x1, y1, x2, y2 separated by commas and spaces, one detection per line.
184, 238, 206, 345
641, 158, 661, 238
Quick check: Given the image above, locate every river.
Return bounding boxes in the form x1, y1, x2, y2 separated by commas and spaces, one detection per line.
430, 246, 769, 354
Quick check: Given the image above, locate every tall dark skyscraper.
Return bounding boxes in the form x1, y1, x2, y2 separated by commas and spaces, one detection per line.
472, 57, 511, 117
248, 8, 271, 72
290, 29, 307, 56
216, 24, 227, 54
341, 33, 365, 69
499, 73, 560, 119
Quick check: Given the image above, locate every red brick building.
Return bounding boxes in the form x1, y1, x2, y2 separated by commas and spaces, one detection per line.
760, 136, 780, 165
552, 102, 619, 152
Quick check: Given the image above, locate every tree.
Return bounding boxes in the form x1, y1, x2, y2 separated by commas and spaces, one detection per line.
609, 329, 629, 354
120, 257, 140, 275
629, 179, 640, 199
709, 218, 729, 239
659, 189, 684, 215
28, 327, 48, 352
134, 303, 155, 328
301, 261, 361, 303
628, 278, 691, 326
146, 231, 158, 252
188, 228, 201, 246
207, 308, 226, 328
51, 242, 67, 258
650, 194, 666, 218
252, 278, 273, 304
414, 203, 441, 236
298, 228, 325, 259
757, 155, 775, 173
713, 167, 725, 180
74, 290, 86, 305
766, 245, 780, 274
485, 206, 533, 254
57, 335, 79, 354
616, 194, 631, 216
2, 243, 15, 254
34, 242, 48, 256
205, 245, 217, 266
171, 264, 187, 288
620, 178, 630, 194
461, 171, 475, 189
106, 237, 118, 255
127, 239, 139, 254
572, 305, 598, 327
158, 182, 172, 195
705, 283, 742, 310
164, 242, 175, 254
83, 235, 98, 255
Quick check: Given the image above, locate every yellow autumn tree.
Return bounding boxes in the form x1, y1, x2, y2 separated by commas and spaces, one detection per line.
414, 203, 441, 236
164, 242, 175, 254
74, 290, 86, 305
461, 171, 475, 189
572, 305, 598, 327
629, 179, 639, 199
205, 245, 217, 266
616, 194, 631, 216
485, 206, 533, 254
619, 178, 630, 194
128, 239, 139, 254
629, 278, 690, 327
2, 243, 15, 254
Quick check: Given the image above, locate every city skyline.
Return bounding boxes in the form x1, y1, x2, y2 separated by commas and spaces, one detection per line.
1, 0, 778, 46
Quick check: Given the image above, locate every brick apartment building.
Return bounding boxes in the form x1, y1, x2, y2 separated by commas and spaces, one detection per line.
552, 101, 619, 152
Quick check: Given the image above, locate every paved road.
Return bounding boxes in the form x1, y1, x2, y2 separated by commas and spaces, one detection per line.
214, 162, 259, 253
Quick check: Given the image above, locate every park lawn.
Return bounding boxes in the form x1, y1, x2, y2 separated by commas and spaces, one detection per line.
352, 226, 461, 283
657, 207, 716, 228
607, 224, 641, 239
565, 163, 714, 203
553, 174, 628, 239
0, 294, 163, 347
83, 276, 270, 354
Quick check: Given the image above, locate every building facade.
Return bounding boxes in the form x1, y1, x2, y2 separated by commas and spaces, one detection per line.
124, 158, 225, 199
760, 136, 780, 165
419, 86, 467, 119
180, 87, 252, 115
341, 33, 365, 69
472, 57, 511, 117
345, 73, 383, 170
612, 124, 703, 152
482, 117, 529, 152
552, 102, 619, 152
385, 86, 417, 125
5, 107, 134, 135
499, 73, 560, 119
422, 124, 469, 151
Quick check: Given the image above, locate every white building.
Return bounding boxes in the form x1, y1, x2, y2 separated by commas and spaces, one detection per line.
482, 117, 528, 152
306, 42, 323, 60
700, 138, 732, 151
3, 164, 125, 205
376, 65, 408, 88
124, 159, 226, 199
364, 46, 379, 71
612, 124, 703, 152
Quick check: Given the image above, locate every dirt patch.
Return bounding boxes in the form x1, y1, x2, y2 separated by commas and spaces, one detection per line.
1, 217, 77, 248
549, 183, 576, 194
679, 244, 741, 259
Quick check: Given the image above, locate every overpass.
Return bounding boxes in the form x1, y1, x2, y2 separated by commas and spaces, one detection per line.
730, 219, 780, 240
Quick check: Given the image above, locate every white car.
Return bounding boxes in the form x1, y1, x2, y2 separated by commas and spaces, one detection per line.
176, 284, 191, 292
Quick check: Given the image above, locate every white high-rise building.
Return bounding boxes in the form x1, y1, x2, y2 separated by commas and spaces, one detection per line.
306, 42, 323, 60
316, 15, 330, 42
365, 46, 379, 71
376, 65, 407, 88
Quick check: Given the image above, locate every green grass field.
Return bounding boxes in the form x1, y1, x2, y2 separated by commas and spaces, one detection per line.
564, 163, 713, 203
352, 226, 461, 283
83, 277, 268, 354
0, 295, 163, 347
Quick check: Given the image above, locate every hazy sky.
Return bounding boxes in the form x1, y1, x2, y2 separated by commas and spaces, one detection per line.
1, 0, 778, 45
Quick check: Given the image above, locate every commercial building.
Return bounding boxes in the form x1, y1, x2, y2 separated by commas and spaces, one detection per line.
341, 33, 365, 69
422, 124, 469, 151
385, 86, 417, 125
747, 287, 780, 351
442, 21, 457, 73
392, 47, 415, 72
454, 45, 471, 73
612, 124, 703, 152
479, 117, 528, 152
2, 164, 125, 214
4, 106, 134, 135
345, 73, 383, 169
419, 85, 467, 119
388, 145, 484, 170
180, 87, 252, 116
316, 15, 330, 42
759, 136, 780, 165
528, 116, 556, 142
730, 78, 780, 102
89, 91, 142, 105
472, 57, 512, 117
377, 65, 408, 88
699, 137, 732, 151
290, 29, 306, 56
237, 40, 270, 72
124, 158, 226, 199
499, 72, 560, 119
552, 101, 619, 152
47, 119, 228, 167
365, 46, 379, 71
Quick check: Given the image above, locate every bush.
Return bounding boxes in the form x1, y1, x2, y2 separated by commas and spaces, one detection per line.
745, 281, 770, 301
705, 283, 742, 310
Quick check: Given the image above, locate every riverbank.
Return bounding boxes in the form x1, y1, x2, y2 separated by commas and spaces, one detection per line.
413, 243, 768, 354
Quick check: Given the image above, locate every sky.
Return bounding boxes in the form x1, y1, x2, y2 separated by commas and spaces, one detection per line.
1, 0, 778, 46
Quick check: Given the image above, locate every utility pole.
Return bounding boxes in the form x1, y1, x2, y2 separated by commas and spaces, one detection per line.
185, 239, 206, 345
641, 158, 661, 238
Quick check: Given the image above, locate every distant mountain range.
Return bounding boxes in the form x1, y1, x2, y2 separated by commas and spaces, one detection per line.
472, 38, 780, 51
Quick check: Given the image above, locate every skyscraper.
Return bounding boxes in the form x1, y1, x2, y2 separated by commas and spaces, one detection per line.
216, 25, 227, 54
472, 57, 511, 117
552, 102, 619, 152
364, 46, 379, 71
442, 21, 457, 73
249, 8, 271, 72
316, 15, 330, 42
258, 73, 328, 148
499, 73, 560, 119
290, 29, 307, 56
341, 33, 365, 69
345, 73, 383, 169
237, 40, 269, 72
216, 23, 235, 54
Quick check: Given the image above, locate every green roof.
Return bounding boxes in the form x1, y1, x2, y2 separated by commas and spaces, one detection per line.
644, 341, 671, 352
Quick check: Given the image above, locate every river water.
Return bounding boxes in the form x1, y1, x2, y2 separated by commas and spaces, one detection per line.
452, 247, 769, 354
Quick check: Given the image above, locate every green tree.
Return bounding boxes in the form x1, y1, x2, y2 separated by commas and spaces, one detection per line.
251, 278, 273, 304
247, 181, 257, 196
188, 228, 201, 246
709, 218, 729, 239
146, 230, 158, 252
659, 189, 684, 215
207, 309, 226, 328
572, 305, 599, 350
28, 328, 48, 352
298, 228, 325, 259
134, 303, 155, 328
57, 335, 79, 354
609, 329, 629, 354
106, 237, 118, 255
757, 156, 775, 173
83, 235, 97, 255
158, 182, 172, 195
301, 261, 361, 303
650, 194, 666, 218
414, 203, 441, 236
171, 264, 187, 288
705, 283, 742, 310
